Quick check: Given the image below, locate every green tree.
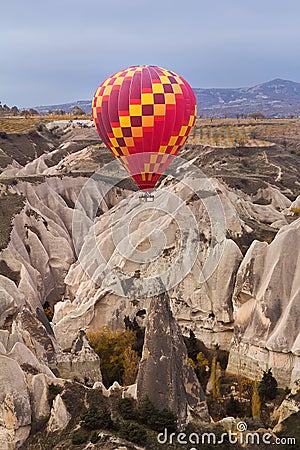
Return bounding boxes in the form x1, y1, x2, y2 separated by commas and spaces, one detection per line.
81, 404, 113, 430
147, 408, 177, 432
185, 330, 199, 361
119, 397, 137, 421
90, 431, 99, 443
259, 369, 278, 400
119, 421, 147, 445
137, 397, 177, 432
137, 397, 156, 424
72, 431, 89, 445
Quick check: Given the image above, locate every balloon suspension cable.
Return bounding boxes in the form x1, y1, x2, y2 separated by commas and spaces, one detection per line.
139, 191, 154, 202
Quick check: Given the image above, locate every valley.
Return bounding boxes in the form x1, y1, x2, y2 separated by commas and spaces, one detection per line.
0, 116, 299, 449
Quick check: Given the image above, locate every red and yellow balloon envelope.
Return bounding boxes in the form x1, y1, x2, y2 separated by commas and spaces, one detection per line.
92, 65, 197, 191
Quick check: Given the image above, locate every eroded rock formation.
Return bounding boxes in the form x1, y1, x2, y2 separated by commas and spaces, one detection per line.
136, 292, 210, 427
0, 120, 299, 447
227, 218, 300, 386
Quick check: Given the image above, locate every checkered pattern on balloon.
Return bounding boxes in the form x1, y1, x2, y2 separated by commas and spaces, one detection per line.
92, 66, 197, 191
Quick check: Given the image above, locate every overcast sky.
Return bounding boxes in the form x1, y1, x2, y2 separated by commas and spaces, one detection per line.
1, 0, 299, 107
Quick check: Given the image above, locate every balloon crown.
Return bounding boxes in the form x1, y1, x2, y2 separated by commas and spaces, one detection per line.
92, 65, 196, 191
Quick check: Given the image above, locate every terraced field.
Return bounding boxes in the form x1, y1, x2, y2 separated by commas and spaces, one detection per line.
1, 115, 299, 153
188, 122, 272, 147
0, 114, 92, 134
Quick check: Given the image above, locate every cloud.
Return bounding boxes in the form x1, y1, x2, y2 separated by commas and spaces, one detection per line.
1, 0, 300, 105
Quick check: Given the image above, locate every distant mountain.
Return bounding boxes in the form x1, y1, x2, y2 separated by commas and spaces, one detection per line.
32, 79, 300, 118
33, 100, 92, 115
194, 78, 300, 117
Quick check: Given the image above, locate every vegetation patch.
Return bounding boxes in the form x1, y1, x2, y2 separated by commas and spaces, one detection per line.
0, 259, 20, 285
0, 192, 25, 251
21, 363, 39, 375
81, 404, 114, 431
87, 323, 141, 387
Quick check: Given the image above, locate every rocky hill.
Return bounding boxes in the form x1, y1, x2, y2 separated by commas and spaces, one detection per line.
29, 100, 92, 116
194, 79, 300, 118
0, 118, 299, 448
30, 79, 300, 118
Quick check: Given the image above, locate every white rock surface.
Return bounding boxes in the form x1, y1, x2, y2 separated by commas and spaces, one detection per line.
0, 356, 31, 448
227, 218, 300, 386
272, 396, 300, 433
53, 178, 243, 352
0, 276, 24, 327
0, 356, 31, 427
56, 329, 102, 383
29, 373, 51, 422
253, 185, 291, 210
47, 394, 70, 433
0, 127, 299, 446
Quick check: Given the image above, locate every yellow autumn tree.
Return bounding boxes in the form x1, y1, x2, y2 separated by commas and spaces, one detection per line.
251, 379, 261, 419
211, 357, 217, 399
196, 351, 209, 379
211, 357, 222, 401
215, 361, 222, 400
123, 346, 140, 386
87, 326, 138, 387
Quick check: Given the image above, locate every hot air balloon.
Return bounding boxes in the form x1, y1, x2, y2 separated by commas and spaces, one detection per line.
92, 65, 196, 195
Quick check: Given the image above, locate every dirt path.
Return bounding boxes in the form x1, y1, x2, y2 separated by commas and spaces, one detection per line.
263, 150, 282, 182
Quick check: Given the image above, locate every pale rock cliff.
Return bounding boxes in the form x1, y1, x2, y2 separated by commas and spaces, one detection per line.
52, 176, 243, 352
227, 218, 300, 387
56, 329, 102, 384
0, 121, 299, 447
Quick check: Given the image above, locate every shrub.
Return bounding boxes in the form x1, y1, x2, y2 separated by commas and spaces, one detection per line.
147, 408, 177, 432
226, 395, 243, 417
119, 421, 147, 445
119, 397, 137, 420
43, 301, 54, 321
137, 397, 177, 432
90, 430, 99, 443
72, 430, 89, 445
36, 123, 45, 132
249, 127, 259, 139
48, 383, 63, 400
21, 363, 39, 375
137, 397, 156, 424
291, 207, 300, 216
235, 138, 246, 148
81, 404, 113, 430
195, 351, 209, 380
